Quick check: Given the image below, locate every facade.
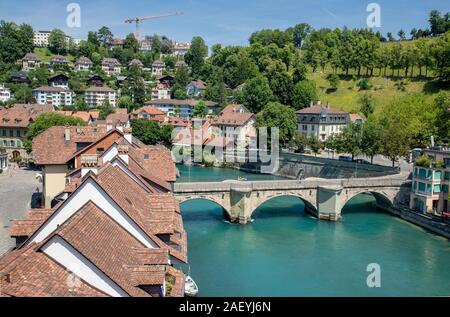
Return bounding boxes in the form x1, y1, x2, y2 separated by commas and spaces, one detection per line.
152, 60, 165, 77
151, 83, 171, 100
296, 102, 350, 141
0, 104, 54, 162
50, 55, 68, 67
186, 80, 206, 99
0, 149, 7, 170
33, 86, 75, 107
410, 147, 450, 215
146, 99, 220, 119
33, 31, 51, 47
101, 58, 121, 76
85, 86, 117, 108
172, 42, 190, 57
131, 106, 167, 124
0, 85, 12, 103
175, 60, 187, 69
75, 56, 93, 71
21, 53, 41, 71
107, 38, 124, 51
87, 74, 105, 87
209, 104, 257, 147
48, 74, 69, 89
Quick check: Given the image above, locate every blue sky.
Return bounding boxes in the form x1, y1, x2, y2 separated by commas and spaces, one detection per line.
1, 0, 448, 47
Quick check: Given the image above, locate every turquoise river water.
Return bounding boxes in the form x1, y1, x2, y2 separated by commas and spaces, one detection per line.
177, 165, 450, 297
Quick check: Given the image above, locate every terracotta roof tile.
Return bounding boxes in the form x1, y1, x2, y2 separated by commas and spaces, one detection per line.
0, 104, 54, 128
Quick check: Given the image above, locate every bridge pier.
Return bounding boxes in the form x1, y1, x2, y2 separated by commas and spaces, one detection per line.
317, 185, 343, 222
230, 184, 253, 224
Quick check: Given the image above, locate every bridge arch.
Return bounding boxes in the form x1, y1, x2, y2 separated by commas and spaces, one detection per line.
340, 189, 394, 213
251, 192, 318, 218
177, 196, 232, 220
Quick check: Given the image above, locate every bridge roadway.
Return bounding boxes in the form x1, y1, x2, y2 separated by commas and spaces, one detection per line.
173, 174, 412, 224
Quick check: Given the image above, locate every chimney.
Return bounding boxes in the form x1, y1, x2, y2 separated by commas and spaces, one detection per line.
326, 102, 330, 109
431, 136, 435, 148
317, 100, 322, 106
81, 155, 100, 177
118, 145, 129, 164
124, 127, 133, 144
64, 126, 71, 141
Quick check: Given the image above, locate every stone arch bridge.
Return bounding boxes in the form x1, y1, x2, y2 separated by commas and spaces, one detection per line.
173, 176, 411, 224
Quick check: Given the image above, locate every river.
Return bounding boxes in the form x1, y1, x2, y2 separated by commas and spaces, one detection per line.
177, 165, 450, 297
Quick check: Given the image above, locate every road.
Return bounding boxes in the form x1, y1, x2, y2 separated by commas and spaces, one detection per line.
0, 168, 41, 256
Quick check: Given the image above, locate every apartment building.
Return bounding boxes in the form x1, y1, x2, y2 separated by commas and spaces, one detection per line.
85, 86, 117, 108
33, 31, 51, 47
297, 102, 350, 141
151, 83, 171, 100
410, 147, 450, 215
146, 99, 220, 119
32, 86, 75, 107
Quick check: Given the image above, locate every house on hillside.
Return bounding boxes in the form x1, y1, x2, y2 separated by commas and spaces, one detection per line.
75, 56, 93, 72
48, 74, 69, 89
20, 53, 41, 71
152, 60, 165, 77
186, 80, 206, 99
32, 86, 75, 108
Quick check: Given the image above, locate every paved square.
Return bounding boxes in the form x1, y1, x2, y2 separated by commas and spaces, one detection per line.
0, 168, 41, 256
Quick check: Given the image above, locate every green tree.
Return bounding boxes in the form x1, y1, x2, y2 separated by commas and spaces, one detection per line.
256, 102, 297, 144
193, 101, 209, 118
358, 93, 375, 119
99, 101, 116, 120
48, 29, 67, 55
432, 31, 450, 82
12, 86, 33, 104
288, 131, 308, 153
24, 113, 86, 152
398, 29, 406, 41
118, 95, 133, 110
292, 23, 312, 48
185, 36, 208, 78
307, 135, 323, 157
97, 26, 113, 47
122, 65, 147, 109
360, 121, 383, 164
327, 74, 340, 91
433, 92, 450, 140
124, 33, 139, 52
131, 119, 174, 147
239, 76, 274, 113
292, 80, 318, 110
0, 21, 34, 64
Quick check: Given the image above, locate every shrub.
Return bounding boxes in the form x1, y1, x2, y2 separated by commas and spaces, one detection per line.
0, 169, 3, 174
356, 79, 372, 90
415, 155, 432, 167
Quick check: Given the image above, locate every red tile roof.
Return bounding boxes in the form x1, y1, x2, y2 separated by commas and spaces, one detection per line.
55, 111, 99, 123
33, 126, 107, 165
0, 104, 54, 128
147, 99, 218, 107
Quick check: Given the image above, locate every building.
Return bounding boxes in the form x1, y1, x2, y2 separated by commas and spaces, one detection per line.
158, 75, 175, 87
146, 99, 220, 119
48, 74, 69, 89
350, 113, 364, 125
75, 56, 93, 71
2, 127, 186, 297
140, 37, 153, 52
151, 83, 171, 100
106, 109, 129, 127
0, 149, 7, 170
101, 58, 121, 76
175, 60, 187, 69
129, 59, 144, 69
32, 86, 74, 108
50, 55, 68, 67
33, 31, 51, 47
87, 74, 105, 87
296, 102, 350, 142
410, 146, 450, 215
11, 72, 31, 84
21, 53, 41, 71
85, 86, 117, 108
0, 85, 12, 103
172, 42, 190, 57
209, 104, 257, 147
186, 80, 206, 99
131, 106, 167, 124
55, 111, 99, 125
0, 104, 54, 162
108, 38, 124, 50
152, 60, 165, 77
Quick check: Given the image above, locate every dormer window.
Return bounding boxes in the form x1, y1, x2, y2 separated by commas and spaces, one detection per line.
144, 154, 150, 160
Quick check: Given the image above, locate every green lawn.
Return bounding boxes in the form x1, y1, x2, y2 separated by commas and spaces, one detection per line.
308, 71, 449, 116
33, 47, 76, 64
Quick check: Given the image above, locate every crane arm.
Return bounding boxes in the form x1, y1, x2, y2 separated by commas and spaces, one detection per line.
125, 12, 183, 23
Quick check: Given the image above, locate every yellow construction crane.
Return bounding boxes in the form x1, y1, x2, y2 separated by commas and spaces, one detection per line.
125, 12, 184, 42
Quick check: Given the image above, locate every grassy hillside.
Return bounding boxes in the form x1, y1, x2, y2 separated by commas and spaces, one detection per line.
33, 47, 75, 64
309, 71, 449, 116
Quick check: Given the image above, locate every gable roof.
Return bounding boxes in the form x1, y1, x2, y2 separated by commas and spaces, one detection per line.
33, 126, 107, 165
296, 104, 349, 115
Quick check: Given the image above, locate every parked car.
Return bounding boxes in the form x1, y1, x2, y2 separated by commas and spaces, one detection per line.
354, 159, 371, 165
339, 156, 353, 162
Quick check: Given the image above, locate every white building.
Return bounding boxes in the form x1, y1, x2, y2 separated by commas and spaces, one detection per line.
32, 86, 74, 108
151, 83, 171, 100
296, 102, 350, 142
0, 85, 11, 103
75, 56, 93, 72
21, 53, 41, 71
172, 42, 190, 57
151, 60, 165, 77
85, 87, 117, 108
101, 58, 121, 76
146, 99, 220, 118
33, 31, 51, 47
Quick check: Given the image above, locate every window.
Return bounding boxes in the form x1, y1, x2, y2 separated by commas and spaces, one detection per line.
16, 130, 21, 137
433, 184, 441, 194
302, 125, 307, 131
434, 170, 442, 180
144, 154, 150, 160
426, 169, 433, 180
426, 184, 432, 193
1, 130, 5, 137
418, 182, 426, 192
9, 130, 13, 137
97, 148, 105, 154
445, 172, 450, 181
418, 169, 426, 179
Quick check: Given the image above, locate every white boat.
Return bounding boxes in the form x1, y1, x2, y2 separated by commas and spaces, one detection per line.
184, 275, 199, 297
